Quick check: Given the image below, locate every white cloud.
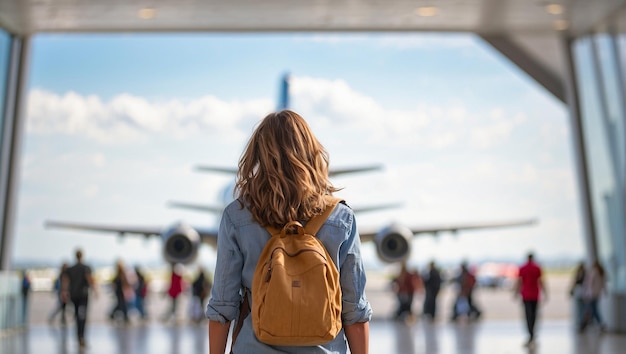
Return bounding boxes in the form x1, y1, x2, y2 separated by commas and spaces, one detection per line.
290, 76, 468, 148
26, 89, 273, 143
90, 153, 106, 168
82, 184, 100, 198
27, 77, 531, 152
470, 112, 526, 149
290, 76, 535, 151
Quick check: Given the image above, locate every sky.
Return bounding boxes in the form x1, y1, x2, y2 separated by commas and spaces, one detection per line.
13, 32, 584, 271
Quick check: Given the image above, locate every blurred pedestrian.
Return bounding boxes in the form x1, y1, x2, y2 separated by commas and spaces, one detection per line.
62, 249, 98, 349
161, 263, 185, 322
568, 261, 586, 330
422, 260, 442, 321
515, 252, 547, 349
391, 262, 420, 322
134, 266, 148, 320
48, 262, 69, 325
451, 262, 481, 321
190, 266, 211, 323
579, 260, 606, 333
21, 269, 31, 325
109, 260, 131, 324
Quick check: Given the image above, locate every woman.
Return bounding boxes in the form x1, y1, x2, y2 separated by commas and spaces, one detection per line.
580, 260, 606, 332
190, 267, 211, 323
206, 110, 372, 353
133, 266, 148, 320
569, 261, 586, 329
48, 262, 69, 325
109, 260, 131, 324
392, 262, 420, 322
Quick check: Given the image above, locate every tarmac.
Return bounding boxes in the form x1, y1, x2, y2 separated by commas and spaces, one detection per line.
0, 272, 624, 354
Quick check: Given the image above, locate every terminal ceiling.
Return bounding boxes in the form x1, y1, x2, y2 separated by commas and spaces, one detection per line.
0, 0, 624, 102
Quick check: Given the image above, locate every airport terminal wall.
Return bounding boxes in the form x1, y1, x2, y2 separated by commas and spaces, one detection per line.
0, 272, 26, 330
570, 5, 626, 332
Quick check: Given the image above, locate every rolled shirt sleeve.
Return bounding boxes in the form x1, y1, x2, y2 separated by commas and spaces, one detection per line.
338, 213, 373, 325
206, 211, 245, 324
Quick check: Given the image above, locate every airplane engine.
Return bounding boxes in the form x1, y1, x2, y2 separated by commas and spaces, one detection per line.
374, 224, 413, 263
162, 223, 201, 264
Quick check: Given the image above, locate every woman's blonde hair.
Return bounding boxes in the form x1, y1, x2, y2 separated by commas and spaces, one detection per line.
236, 110, 339, 228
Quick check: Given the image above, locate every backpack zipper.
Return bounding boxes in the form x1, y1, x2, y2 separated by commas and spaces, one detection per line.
264, 247, 328, 282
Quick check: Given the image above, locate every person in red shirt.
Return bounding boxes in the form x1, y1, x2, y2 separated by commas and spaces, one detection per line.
515, 253, 548, 348
161, 263, 185, 322
391, 262, 421, 322
450, 262, 481, 321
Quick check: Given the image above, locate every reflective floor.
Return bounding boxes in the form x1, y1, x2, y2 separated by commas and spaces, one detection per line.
0, 319, 624, 354
5, 273, 625, 354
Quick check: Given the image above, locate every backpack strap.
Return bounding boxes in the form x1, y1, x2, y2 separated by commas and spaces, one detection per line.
263, 196, 344, 237
304, 196, 343, 236
230, 290, 249, 354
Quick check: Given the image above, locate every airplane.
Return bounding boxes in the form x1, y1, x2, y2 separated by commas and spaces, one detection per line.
45, 164, 537, 265
44, 73, 538, 265
165, 165, 538, 264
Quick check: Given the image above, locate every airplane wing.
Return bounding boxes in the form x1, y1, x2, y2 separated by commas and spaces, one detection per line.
194, 166, 238, 174
194, 164, 383, 177
328, 165, 382, 177
167, 201, 224, 214
168, 200, 403, 216
351, 202, 403, 214
358, 218, 538, 243
45, 220, 219, 245
45, 220, 165, 237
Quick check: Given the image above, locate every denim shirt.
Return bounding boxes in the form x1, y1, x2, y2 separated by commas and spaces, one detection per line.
206, 200, 372, 353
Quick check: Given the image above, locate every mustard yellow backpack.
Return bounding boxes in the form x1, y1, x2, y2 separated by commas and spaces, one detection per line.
251, 197, 343, 346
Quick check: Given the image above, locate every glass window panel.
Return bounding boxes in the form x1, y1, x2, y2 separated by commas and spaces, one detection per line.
613, 7, 626, 295
619, 9, 626, 87
594, 31, 626, 294
0, 29, 11, 134
574, 36, 624, 292
594, 34, 625, 179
